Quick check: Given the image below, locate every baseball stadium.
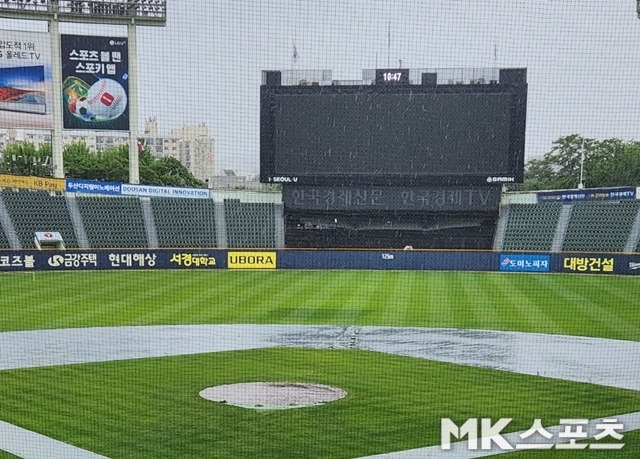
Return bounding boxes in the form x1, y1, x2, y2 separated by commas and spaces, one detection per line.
1, 1, 640, 458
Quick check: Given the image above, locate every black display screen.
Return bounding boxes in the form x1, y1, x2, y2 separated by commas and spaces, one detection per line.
261, 81, 526, 186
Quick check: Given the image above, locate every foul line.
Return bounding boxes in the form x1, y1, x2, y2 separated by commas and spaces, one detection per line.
0, 420, 108, 459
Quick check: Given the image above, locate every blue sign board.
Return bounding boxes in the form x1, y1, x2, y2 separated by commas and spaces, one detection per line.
66, 179, 121, 195
537, 187, 636, 204
500, 254, 550, 272
0, 249, 636, 276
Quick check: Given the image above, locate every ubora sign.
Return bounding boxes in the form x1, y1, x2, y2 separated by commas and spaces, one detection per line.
227, 252, 277, 269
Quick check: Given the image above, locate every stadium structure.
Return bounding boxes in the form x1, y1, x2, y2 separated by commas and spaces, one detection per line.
0, 184, 640, 254
261, 67, 527, 250
0, 66, 639, 458
0, 68, 639, 254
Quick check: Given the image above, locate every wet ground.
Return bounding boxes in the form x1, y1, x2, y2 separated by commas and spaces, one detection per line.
2, 324, 639, 391
0, 324, 639, 458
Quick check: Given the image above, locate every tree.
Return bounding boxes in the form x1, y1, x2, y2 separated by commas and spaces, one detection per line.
0, 139, 206, 187
524, 134, 591, 190
63, 142, 206, 187
143, 156, 206, 188
586, 139, 640, 188
63, 141, 98, 179
523, 135, 640, 190
98, 145, 129, 183
0, 142, 52, 176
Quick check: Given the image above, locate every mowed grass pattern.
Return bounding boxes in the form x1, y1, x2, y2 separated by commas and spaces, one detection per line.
1, 270, 640, 457
0, 270, 638, 341
1, 348, 640, 458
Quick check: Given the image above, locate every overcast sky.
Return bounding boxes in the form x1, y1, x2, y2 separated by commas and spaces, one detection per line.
3, 0, 640, 176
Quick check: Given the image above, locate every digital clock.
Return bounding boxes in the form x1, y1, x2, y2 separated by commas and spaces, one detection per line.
375, 68, 409, 84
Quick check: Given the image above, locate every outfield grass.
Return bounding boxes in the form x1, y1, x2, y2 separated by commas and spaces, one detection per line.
0, 348, 639, 458
0, 270, 638, 341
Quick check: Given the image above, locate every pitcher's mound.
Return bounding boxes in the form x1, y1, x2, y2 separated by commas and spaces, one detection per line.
199, 382, 347, 410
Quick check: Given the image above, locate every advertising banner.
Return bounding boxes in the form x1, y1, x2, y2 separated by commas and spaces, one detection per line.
0, 252, 36, 271
0, 249, 225, 272
166, 251, 221, 269
550, 253, 640, 275
0, 173, 31, 189
0, 249, 636, 276
61, 35, 129, 131
121, 184, 210, 199
622, 256, 640, 275
64, 180, 210, 198
537, 187, 637, 204
66, 178, 121, 195
30, 176, 65, 192
500, 254, 550, 272
0, 30, 53, 129
227, 251, 277, 269
0, 173, 64, 192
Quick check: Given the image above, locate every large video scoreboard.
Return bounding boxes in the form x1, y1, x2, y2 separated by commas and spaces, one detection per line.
260, 68, 527, 186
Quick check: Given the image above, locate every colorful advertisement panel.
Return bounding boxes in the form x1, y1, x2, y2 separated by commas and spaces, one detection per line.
61, 35, 129, 131
0, 30, 53, 129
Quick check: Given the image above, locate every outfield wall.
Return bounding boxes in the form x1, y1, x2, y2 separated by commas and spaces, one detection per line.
1, 249, 639, 275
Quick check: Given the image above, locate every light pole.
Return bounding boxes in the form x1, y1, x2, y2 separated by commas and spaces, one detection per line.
578, 138, 585, 189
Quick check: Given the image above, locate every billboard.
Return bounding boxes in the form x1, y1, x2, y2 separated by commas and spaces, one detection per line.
61, 34, 129, 131
261, 71, 527, 186
0, 30, 53, 129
